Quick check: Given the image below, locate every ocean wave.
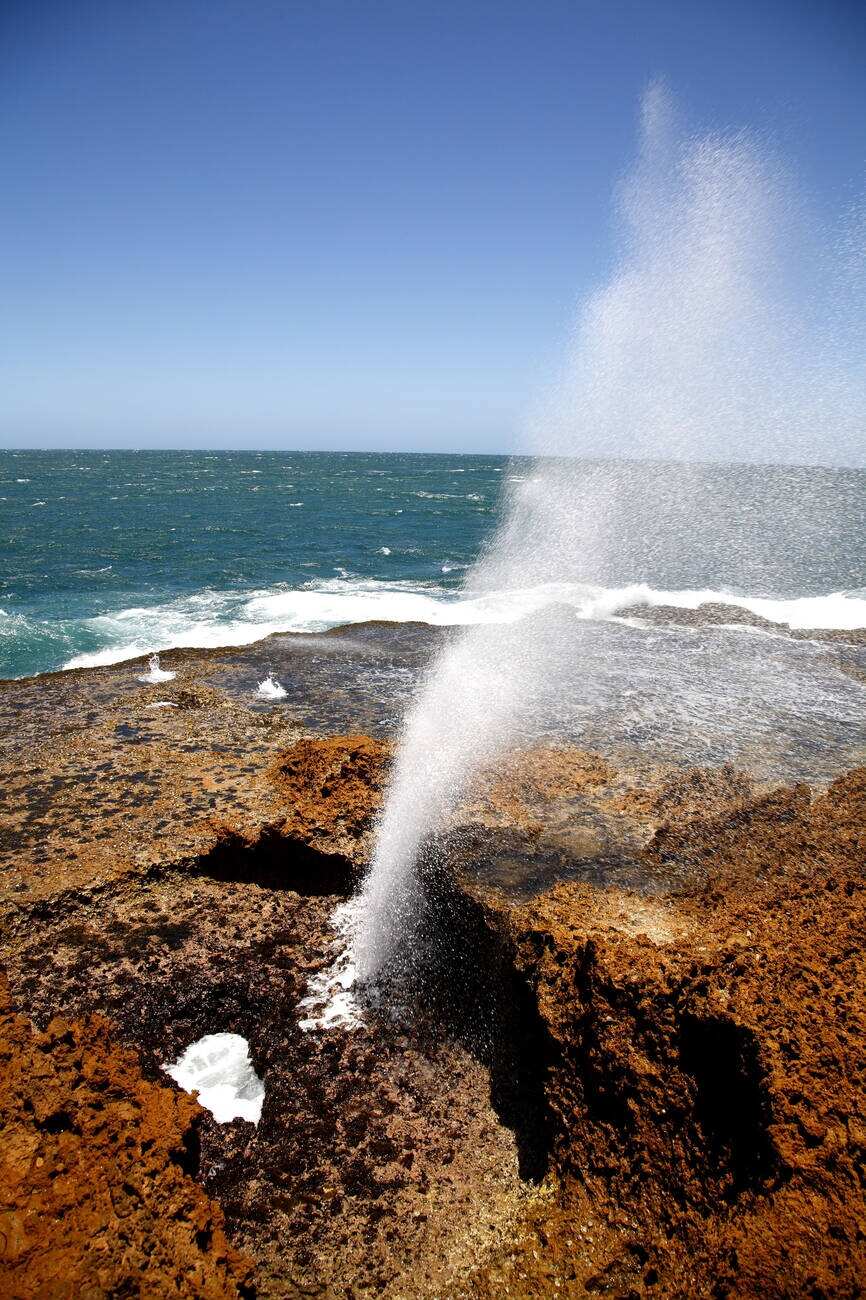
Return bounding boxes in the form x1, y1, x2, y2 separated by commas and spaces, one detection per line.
412, 491, 481, 501
0, 582, 852, 681
611, 583, 866, 631
0, 608, 77, 675
0, 580, 858, 676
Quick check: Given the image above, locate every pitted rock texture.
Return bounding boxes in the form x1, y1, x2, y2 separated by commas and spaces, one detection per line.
268, 733, 391, 864
3, 851, 525, 1298
0, 979, 253, 1299
1, 648, 864, 1300
468, 765, 866, 1298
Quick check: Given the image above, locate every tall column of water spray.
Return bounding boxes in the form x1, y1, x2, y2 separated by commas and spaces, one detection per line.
353, 83, 865, 984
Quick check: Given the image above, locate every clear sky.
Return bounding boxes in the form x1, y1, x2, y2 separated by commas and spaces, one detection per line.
1, 0, 864, 453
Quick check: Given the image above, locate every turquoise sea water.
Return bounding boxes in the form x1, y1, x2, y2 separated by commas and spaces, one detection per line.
1, 449, 864, 680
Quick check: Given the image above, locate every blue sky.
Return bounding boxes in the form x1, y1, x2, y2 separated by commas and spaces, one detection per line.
1, 0, 864, 452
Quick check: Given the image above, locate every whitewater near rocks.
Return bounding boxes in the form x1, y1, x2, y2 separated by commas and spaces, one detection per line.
1, 453, 865, 681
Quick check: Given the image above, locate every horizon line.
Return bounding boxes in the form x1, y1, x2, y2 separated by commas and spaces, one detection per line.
0, 445, 864, 473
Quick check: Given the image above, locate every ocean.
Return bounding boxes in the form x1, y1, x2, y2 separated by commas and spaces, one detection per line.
1, 448, 865, 681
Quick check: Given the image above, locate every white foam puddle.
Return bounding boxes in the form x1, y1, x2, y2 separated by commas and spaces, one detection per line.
165, 1033, 265, 1124
256, 672, 288, 699
138, 653, 176, 684
298, 900, 362, 1032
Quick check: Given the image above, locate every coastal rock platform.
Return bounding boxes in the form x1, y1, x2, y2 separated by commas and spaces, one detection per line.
1, 630, 864, 1297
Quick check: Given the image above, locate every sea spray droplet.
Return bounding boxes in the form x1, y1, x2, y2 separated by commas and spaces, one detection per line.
298, 900, 362, 1032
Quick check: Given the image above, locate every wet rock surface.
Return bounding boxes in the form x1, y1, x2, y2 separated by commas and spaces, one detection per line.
618, 598, 866, 645
0, 668, 525, 1297
1, 637, 865, 1296
4, 857, 525, 1297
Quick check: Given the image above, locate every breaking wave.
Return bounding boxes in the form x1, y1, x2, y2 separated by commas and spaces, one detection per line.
0, 578, 857, 677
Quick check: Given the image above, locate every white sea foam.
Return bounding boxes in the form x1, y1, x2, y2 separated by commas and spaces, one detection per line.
57, 579, 866, 671
165, 1033, 264, 1124
297, 900, 362, 1032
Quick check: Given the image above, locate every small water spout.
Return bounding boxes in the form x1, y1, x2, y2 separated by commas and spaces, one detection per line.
256, 672, 288, 700
138, 653, 176, 684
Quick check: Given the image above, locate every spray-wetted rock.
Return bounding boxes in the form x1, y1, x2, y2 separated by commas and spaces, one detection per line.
1, 650, 864, 1296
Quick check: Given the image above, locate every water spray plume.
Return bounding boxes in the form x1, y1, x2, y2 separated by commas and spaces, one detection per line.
138, 653, 175, 684
352, 85, 866, 984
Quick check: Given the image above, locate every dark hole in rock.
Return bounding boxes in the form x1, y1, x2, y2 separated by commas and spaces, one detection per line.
193, 829, 355, 897
679, 1011, 780, 1195
37, 1109, 80, 1135
114, 722, 153, 743
171, 1121, 202, 1179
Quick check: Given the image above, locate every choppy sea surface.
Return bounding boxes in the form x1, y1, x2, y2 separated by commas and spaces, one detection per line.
1, 449, 865, 681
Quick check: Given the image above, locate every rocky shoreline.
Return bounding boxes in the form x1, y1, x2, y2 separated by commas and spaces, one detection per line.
1, 617, 864, 1297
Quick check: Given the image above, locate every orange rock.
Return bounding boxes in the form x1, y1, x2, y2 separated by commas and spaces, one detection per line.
0, 978, 252, 1299
269, 734, 391, 862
